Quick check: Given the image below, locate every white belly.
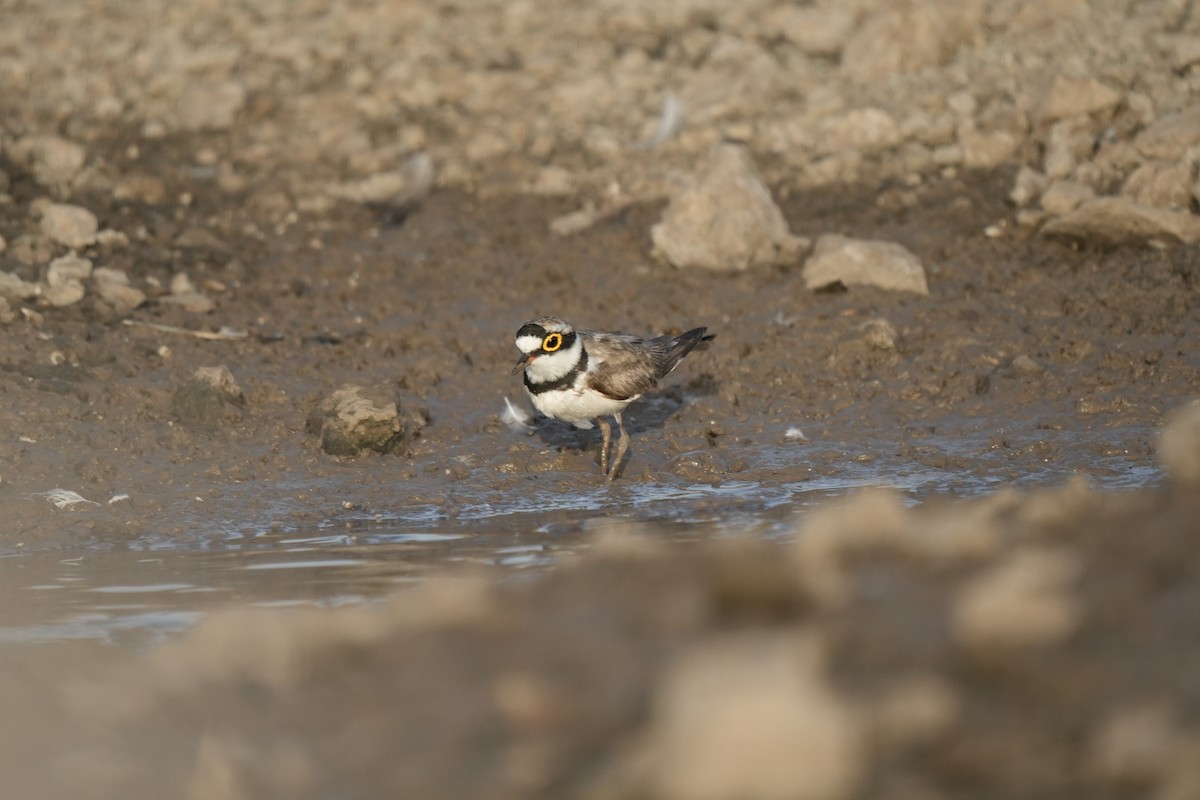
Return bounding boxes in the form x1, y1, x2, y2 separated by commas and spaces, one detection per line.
528, 385, 637, 428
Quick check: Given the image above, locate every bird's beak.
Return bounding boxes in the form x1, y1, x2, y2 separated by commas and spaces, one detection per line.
512, 353, 533, 374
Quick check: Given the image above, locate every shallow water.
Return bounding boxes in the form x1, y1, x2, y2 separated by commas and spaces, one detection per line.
0, 413, 1163, 646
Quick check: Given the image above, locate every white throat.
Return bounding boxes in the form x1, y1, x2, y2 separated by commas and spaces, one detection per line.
526, 338, 583, 383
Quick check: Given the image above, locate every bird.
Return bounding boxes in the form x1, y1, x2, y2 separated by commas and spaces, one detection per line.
512, 316, 714, 479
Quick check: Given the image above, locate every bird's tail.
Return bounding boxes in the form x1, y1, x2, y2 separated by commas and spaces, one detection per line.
659, 327, 715, 375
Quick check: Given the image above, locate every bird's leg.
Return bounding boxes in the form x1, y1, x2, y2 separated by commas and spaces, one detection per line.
595, 416, 612, 476
608, 412, 630, 481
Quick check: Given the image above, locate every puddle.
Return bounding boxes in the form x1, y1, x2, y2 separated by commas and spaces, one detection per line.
0, 416, 1163, 646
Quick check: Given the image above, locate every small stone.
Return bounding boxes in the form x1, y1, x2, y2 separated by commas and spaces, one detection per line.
802, 234, 929, 294
7, 135, 86, 188
0, 271, 40, 301
39, 203, 99, 248
651, 144, 807, 272
306, 384, 428, 456
1009, 166, 1047, 207
92, 267, 147, 317
175, 81, 247, 131
1034, 75, 1123, 124
766, 4, 855, 56
0, 297, 14, 325
953, 548, 1082, 651
1162, 34, 1200, 71
842, 0, 985, 82
1087, 705, 1181, 783
1041, 197, 1200, 245
872, 675, 960, 746
1158, 401, 1200, 487
46, 254, 93, 286
113, 174, 167, 204
1039, 179, 1095, 215
8, 235, 55, 266
1134, 106, 1200, 161
816, 108, 902, 154
651, 632, 866, 800
42, 254, 93, 307
861, 318, 899, 351
0, 233, 6, 254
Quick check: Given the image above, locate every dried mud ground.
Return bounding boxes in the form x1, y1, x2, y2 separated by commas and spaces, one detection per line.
3, 155, 1200, 798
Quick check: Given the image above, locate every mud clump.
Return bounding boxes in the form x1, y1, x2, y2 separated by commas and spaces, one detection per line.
171, 365, 245, 431
307, 383, 428, 456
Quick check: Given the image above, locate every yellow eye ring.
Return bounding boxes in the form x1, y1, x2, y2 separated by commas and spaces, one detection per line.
542, 333, 563, 352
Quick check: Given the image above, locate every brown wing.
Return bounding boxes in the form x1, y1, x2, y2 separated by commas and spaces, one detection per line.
581, 331, 666, 400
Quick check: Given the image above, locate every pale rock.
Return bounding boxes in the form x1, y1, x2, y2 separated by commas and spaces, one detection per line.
113, 174, 168, 204
528, 165, 576, 196
1039, 179, 1095, 215
989, 0, 1087, 32
872, 675, 960, 746
1042, 118, 1094, 179
42, 253, 92, 307
842, 0, 985, 82
0, 271, 40, 301
1087, 705, 1182, 783
1158, 401, 1200, 487
1009, 166, 1047, 207
0, 233, 6, 254
7, 135, 86, 188
802, 234, 929, 294
953, 548, 1082, 650
175, 81, 247, 131
92, 267, 147, 316
39, 202, 99, 248
1034, 75, 1122, 124
651, 632, 866, 800
766, 4, 856, 56
816, 108, 902, 155
1041, 197, 1200, 245
43, 281, 86, 307
8, 235, 55, 266
1160, 34, 1200, 71
1121, 159, 1195, 211
0, 297, 14, 325
1134, 106, 1200, 161
651, 144, 807, 271
958, 123, 1021, 168
46, 254, 93, 286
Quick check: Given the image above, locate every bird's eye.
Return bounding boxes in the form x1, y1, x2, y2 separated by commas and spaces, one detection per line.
542, 333, 563, 352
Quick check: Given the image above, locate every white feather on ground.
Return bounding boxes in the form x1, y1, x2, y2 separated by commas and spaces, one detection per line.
502, 397, 536, 432
32, 489, 101, 509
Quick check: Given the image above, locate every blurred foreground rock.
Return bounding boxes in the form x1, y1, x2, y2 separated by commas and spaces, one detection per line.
5, 482, 1200, 799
